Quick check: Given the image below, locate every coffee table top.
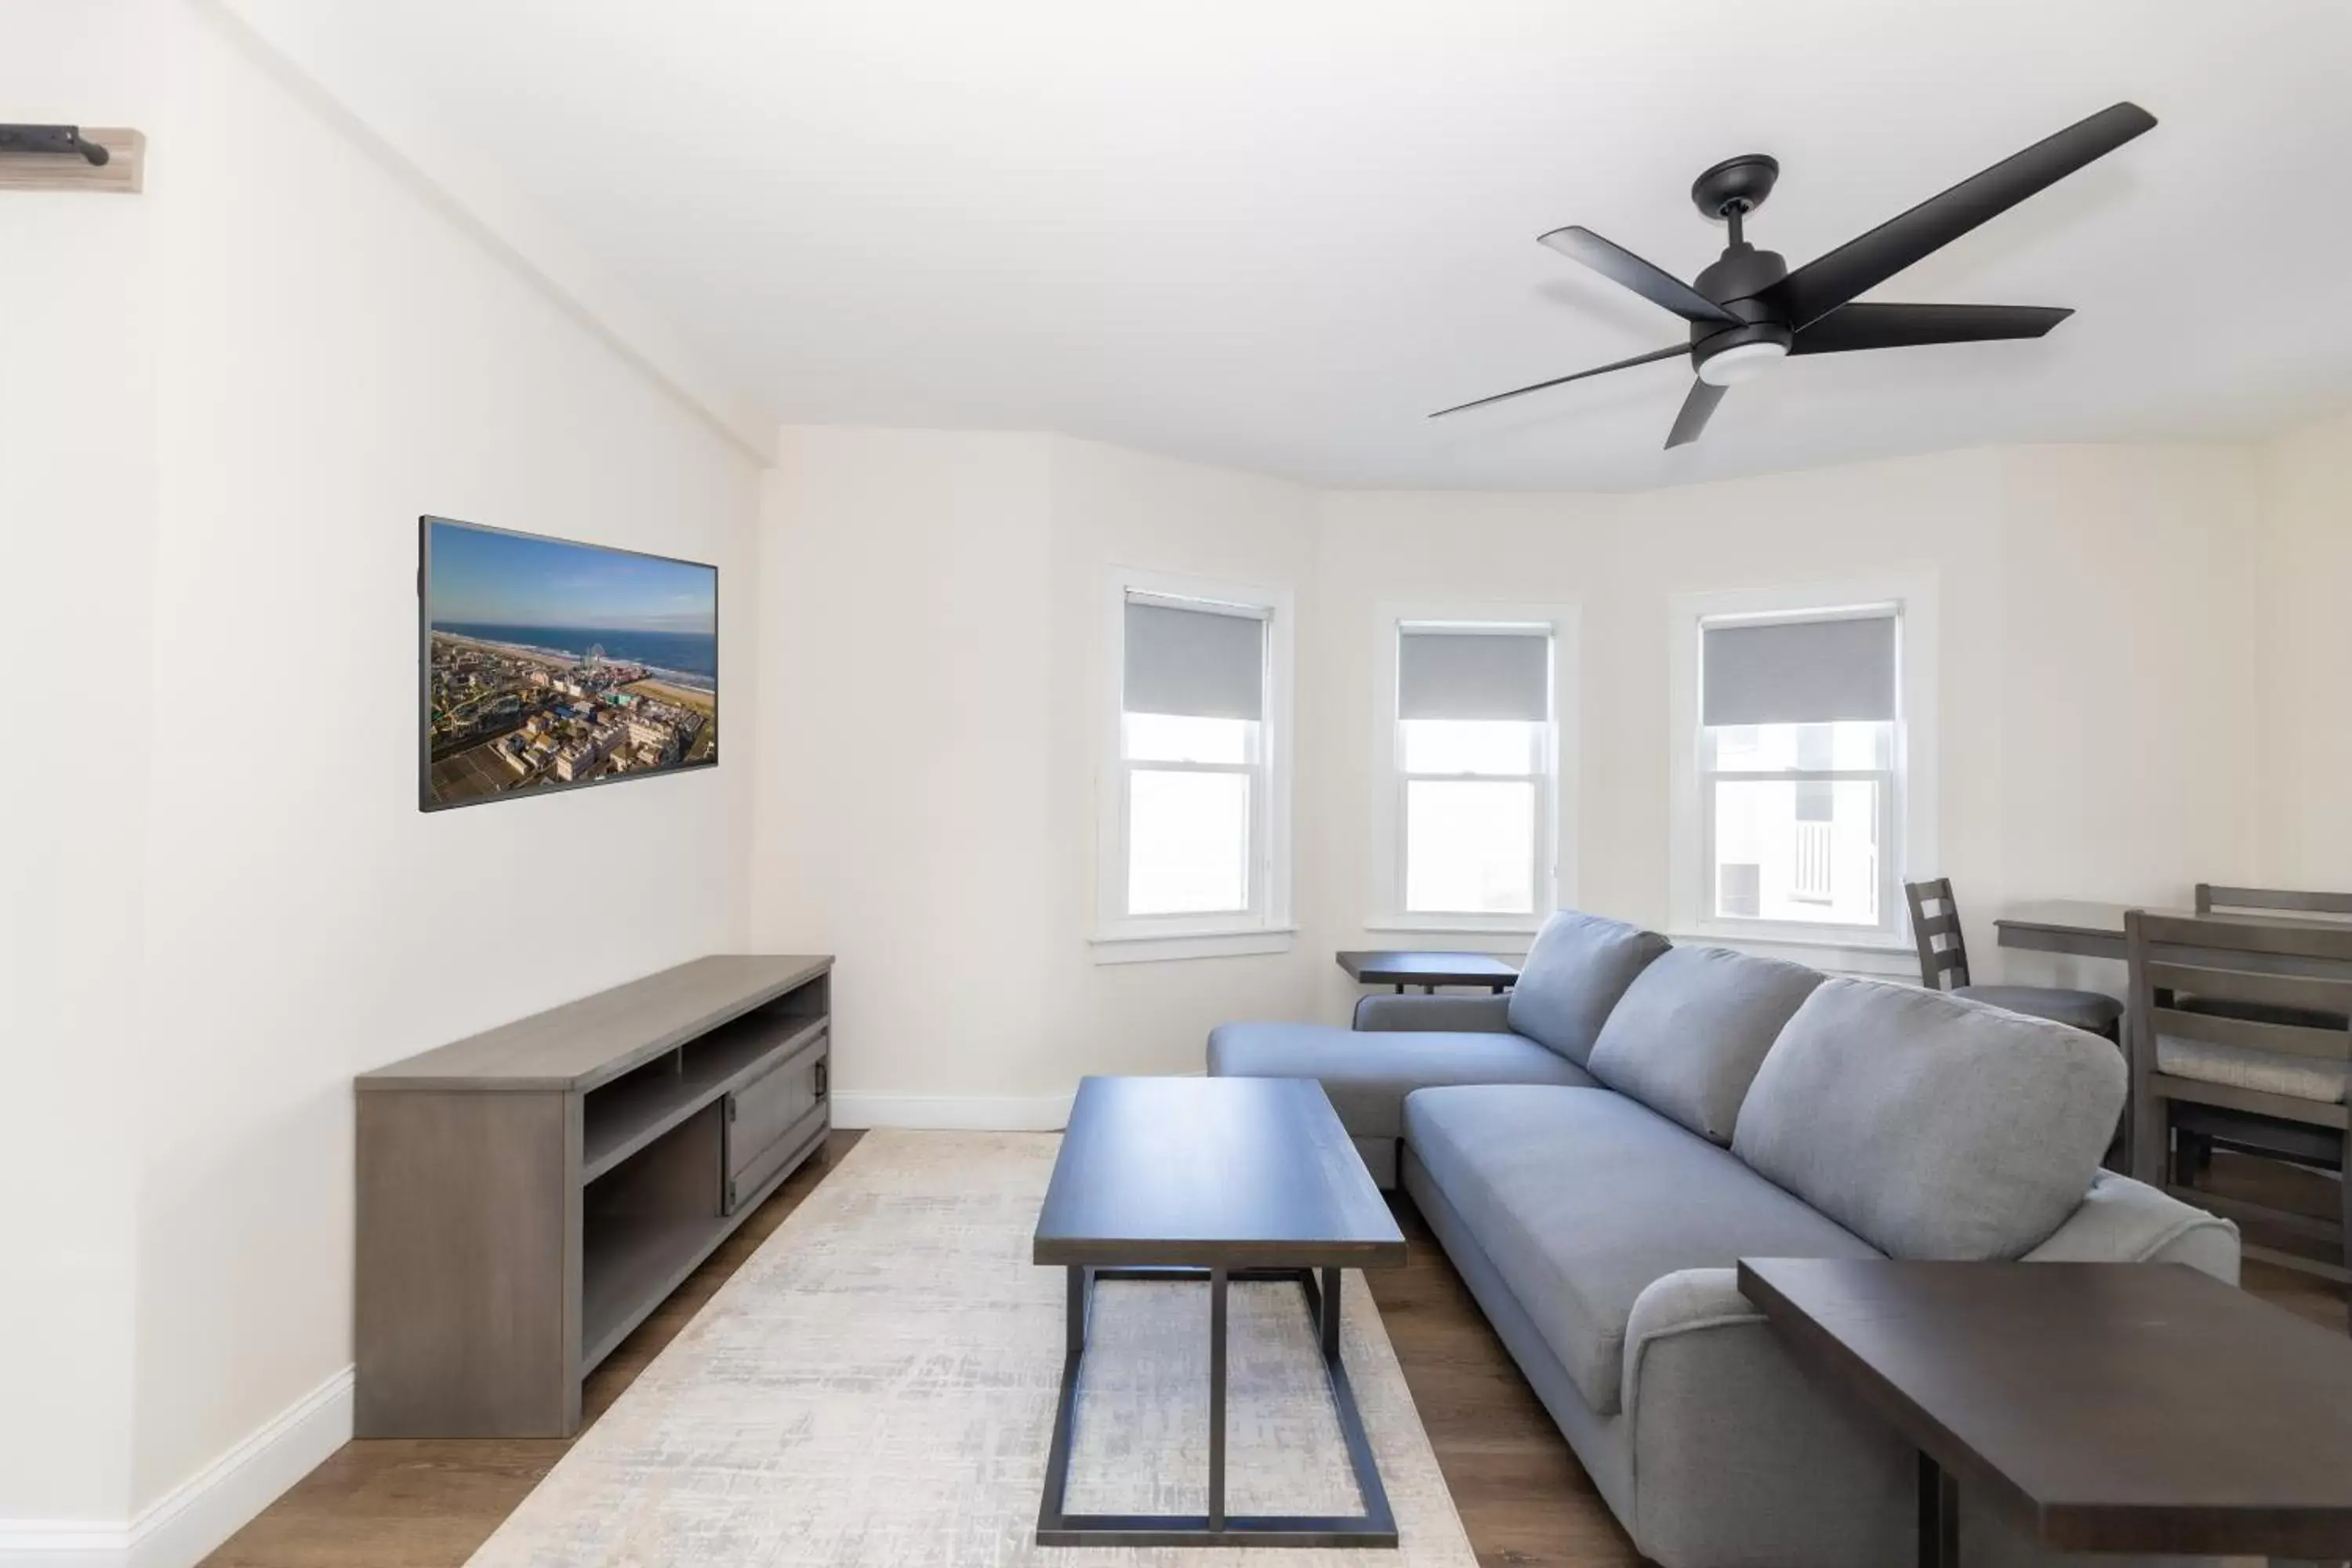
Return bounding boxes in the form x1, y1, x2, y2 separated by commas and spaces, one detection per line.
1739, 1258, 2352, 1558
1034, 1076, 1406, 1270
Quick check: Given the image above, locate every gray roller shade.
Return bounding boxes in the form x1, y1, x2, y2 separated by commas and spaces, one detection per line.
1399, 629, 1549, 721
1123, 597, 1265, 720
1702, 613, 1896, 727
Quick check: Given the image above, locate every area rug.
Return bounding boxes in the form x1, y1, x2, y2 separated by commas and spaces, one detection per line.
466, 1129, 1477, 1566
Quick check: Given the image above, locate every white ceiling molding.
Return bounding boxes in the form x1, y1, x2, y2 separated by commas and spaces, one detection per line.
201, 0, 776, 466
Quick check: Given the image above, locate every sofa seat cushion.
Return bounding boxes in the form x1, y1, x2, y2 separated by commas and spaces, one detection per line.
1403, 1084, 1878, 1417
1206, 1022, 1595, 1141
2157, 1033, 2348, 1105
1733, 979, 2125, 1261
1506, 910, 1672, 1066
1951, 983, 2122, 1035
1584, 944, 1825, 1145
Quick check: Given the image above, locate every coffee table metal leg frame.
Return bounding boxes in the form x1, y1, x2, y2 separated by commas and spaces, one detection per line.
1035, 1264, 1399, 1548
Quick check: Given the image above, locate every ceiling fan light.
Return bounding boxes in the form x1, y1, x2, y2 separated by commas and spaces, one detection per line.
1697, 339, 1788, 387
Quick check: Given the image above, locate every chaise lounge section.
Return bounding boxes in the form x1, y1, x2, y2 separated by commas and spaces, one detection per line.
1207, 912, 1671, 1186
1208, 910, 2238, 1566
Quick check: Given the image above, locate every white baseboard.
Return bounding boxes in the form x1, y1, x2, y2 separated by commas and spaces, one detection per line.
831, 1091, 1074, 1131
131, 1366, 352, 1568
0, 1366, 353, 1568
0, 1522, 126, 1568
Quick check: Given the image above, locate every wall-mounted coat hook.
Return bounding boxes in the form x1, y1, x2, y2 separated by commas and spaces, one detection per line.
0, 125, 110, 165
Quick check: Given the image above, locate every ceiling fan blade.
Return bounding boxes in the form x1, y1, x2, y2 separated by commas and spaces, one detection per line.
1761, 102, 2155, 329
1791, 302, 2074, 354
1664, 379, 1726, 448
1538, 226, 1742, 327
1428, 343, 1688, 419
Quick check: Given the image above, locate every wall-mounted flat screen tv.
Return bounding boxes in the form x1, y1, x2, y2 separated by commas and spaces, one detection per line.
419, 516, 717, 811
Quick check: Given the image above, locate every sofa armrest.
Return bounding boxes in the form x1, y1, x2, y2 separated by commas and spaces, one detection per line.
2021, 1171, 2241, 1283
1620, 1268, 1910, 1566
1351, 993, 1512, 1033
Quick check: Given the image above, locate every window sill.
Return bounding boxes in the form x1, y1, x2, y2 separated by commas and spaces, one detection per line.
1091, 927, 1298, 965
1667, 927, 1919, 981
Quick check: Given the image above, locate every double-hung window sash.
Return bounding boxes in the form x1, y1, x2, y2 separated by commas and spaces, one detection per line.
1120, 593, 1269, 920
1396, 626, 1551, 917
1698, 609, 1898, 931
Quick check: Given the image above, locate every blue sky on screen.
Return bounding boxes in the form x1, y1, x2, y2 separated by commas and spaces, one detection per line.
428, 520, 715, 633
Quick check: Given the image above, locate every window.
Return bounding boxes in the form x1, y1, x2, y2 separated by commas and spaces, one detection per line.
1371, 608, 1573, 933
1700, 610, 1899, 935
1668, 584, 1935, 958
1095, 574, 1293, 960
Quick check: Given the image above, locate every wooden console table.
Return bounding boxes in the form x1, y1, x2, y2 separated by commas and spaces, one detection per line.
355, 953, 833, 1437
1739, 1257, 2352, 1564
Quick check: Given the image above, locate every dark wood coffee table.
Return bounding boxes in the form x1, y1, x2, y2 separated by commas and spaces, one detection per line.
1033, 1075, 1407, 1548
1336, 949, 1520, 993
1739, 1258, 2352, 1564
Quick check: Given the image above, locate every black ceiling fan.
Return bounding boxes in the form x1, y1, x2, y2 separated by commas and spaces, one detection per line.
1432, 101, 2156, 447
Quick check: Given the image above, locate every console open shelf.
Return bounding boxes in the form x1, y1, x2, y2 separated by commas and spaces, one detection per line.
356, 954, 833, 1438
582, 1011, 829, 1180
580, 1204, 738, 1371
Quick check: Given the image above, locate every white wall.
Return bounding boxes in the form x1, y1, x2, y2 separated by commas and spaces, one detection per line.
750, 428, 1062, 1116
124, 6, 764, 1515
1037, 437, 1323, 1085
747, 434, 2276, 1074
2254, 407, 2352, 889
0, 0, 165, 1530
750, 430, 1320, 1118
1, 1, 764, 1548
1306, 444, 2267, 1007
752, 434, 2275, 1098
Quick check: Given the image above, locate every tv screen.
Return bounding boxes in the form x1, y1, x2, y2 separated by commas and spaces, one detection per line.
419, 516, 717, 811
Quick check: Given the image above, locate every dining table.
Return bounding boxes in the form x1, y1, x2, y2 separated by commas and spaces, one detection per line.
1991, 901, 2156, 962
1995, 900, 2351, 962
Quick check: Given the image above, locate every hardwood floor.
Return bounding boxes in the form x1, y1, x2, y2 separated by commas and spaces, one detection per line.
203, 1131, 2341, 1568
201, 1131, 871, 1568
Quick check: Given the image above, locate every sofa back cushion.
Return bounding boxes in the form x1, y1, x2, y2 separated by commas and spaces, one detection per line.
1506, 911, 1671, 1065
1732, 979, 2125, 1260
1585, 945, 1825, 1145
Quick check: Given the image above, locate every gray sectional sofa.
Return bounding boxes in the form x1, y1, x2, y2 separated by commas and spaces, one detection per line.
1207, 910, 2240, 1568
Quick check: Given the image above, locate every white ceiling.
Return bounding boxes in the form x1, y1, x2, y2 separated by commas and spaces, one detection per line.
241, 0, 2352, 489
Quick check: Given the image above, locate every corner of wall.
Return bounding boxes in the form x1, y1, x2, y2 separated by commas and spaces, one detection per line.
2247, 405, 2352, 886
198, 0, 776, 466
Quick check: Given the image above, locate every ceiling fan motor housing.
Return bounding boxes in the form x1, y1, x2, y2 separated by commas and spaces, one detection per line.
1689, 243, 1792, 377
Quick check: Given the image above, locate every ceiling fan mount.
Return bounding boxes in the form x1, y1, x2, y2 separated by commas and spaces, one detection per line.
1690, 153, 1780, 220
1431, 103, 2157, 445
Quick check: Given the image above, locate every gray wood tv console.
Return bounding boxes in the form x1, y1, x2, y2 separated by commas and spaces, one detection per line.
354, 953, 833, 1437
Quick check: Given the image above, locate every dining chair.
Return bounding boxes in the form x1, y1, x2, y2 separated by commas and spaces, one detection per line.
2177, 885, 2352, 1030
1903, 878, 2124, 1036
2170, 885, 2352, 1178
2127, 909, 2352, 1314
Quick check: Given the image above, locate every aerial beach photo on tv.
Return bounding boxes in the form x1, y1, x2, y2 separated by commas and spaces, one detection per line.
421, 517, 717, 810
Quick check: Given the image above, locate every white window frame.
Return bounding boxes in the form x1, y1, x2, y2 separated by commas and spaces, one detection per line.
1367, 601, 1579, 937
1092, 566, 1295, 964
1666, 573, 1937, 975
